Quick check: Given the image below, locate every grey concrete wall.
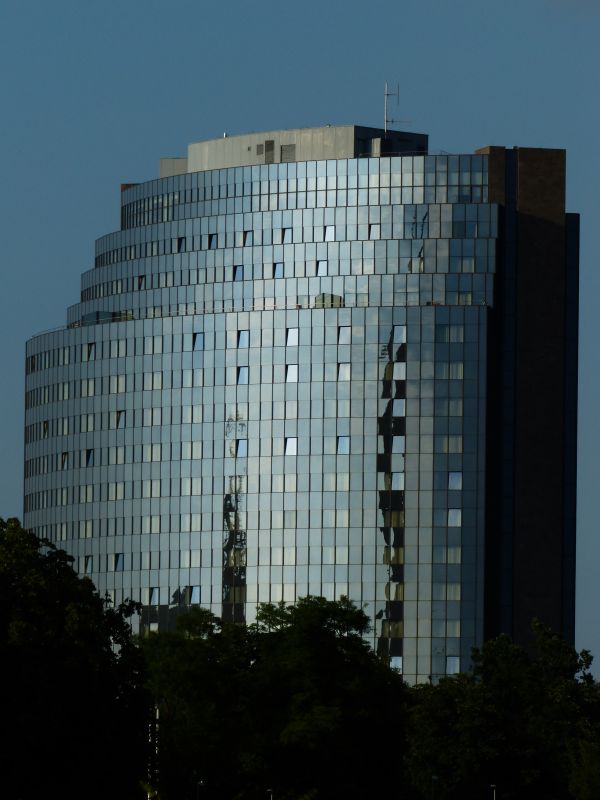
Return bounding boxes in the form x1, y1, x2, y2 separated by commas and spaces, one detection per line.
159, 157, 188, 178
187, 126, 359, 172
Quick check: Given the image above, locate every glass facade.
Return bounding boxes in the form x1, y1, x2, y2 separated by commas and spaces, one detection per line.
24, 134, 498, 683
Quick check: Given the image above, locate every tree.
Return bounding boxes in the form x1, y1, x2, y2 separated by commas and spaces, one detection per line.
0, 518, 148, 800
405, 621, 600, 800
143, 596, 409, 800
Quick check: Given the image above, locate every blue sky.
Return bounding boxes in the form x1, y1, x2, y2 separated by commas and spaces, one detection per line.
1, 0, 598, 658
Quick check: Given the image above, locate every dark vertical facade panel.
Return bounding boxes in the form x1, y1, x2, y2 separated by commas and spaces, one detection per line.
481, 146, 516, 640
483, 146, 576, 646
563, 212, 579, 644
512, 148, 568, 645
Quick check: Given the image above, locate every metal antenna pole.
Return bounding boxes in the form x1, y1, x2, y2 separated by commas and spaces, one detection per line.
384, 81, 409, 136
384, 81, 388, 136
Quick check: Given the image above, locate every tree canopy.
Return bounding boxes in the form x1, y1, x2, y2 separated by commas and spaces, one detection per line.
0, 518, 148, 800
143, 595, 408, 800
406, 622, 600, 800
3, 515, 600, 800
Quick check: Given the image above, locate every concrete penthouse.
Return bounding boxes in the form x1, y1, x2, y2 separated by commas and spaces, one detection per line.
23, 125, 579, 683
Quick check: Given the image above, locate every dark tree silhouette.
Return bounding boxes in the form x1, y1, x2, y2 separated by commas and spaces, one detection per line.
0, 518, 148, 800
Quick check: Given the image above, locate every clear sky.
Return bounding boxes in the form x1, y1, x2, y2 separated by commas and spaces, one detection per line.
1, 0, 598, 658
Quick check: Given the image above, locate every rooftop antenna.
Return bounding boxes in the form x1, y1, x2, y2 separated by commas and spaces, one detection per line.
384, 81, 411, 136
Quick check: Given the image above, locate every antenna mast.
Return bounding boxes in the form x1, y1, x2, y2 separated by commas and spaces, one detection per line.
384, 81, 411, 136
384, 81, 398, 136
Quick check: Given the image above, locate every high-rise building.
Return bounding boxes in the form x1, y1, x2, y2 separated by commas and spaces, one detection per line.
23, 126, 578, 683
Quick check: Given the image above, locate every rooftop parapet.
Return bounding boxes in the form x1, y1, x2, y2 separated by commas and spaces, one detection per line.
159, 124, 428, 177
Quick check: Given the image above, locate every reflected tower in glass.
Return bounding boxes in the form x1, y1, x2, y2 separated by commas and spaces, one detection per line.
24, 126, 578, 682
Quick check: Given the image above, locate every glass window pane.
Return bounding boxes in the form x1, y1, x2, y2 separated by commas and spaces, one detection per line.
337, 436, 350, 454
448, 471, 462, 490
446, 656, 460, 675
337, 363, 350, 381
338, 326, 351, 345
447, 508, 462, 527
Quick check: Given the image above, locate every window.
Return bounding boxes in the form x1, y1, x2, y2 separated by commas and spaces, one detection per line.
392, 436, 405, 454
286, 328, 299, 346
114, 553, 124, 572
393, 325, 406, 344
445, 398, 462, 416
446, 656, 460, 675
317, 260, 328, 276
81, 378, 95, 397
324, 225, 334, 241
193, 332, 204, 351
392, 399, 406, 416
85, 449, 94, 467
368, 223, 380, 240
149, 408, 162, 426
110, 339, 126, 358
337, 363, 350, 381
142, 479, 160, 499
234, 265, 244, 281
337, 436, 350, 454
447, 583, 461, 601
282, 228, 292, 244
436, 324, 464, 343
208, 233, 217, 250
237, 366, 249, 384
448, 509, 462, 527
285, 437, 297, 455
286, 364, 298, 382
109, 481, 125, 500
391, 473, 404, 490
450, 325, 464, 343
393, 362, 406, 380
338, 326, 351, 345
144, 372, 162, 390
110, 375, 125, 394
448, 471, 462, 490
243, 230, 253, 246
449, 362, 464, 379
142, 444, 162, 461
61, 452, 68, 470
273, 262, 283, 278
84, 555, 93, 575
237, 329, 249, 348
149, 587, 159, 605
235, 439, 247, 457
79, 485, 93, 503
